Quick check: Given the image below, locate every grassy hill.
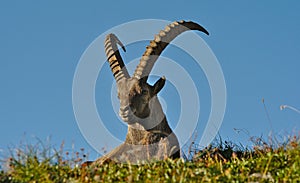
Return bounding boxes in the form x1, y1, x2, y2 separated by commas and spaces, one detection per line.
1, 135, 299, 182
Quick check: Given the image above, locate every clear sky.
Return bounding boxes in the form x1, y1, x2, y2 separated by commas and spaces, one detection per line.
1, 1, 299, 160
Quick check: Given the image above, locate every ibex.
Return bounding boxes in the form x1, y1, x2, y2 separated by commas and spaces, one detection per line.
92, 20, 209, 165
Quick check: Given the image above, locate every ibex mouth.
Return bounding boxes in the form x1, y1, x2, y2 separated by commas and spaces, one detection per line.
119, 105, 137, 123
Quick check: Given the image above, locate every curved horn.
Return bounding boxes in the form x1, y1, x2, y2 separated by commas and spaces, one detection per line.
105, 33, 130, 82
133, 20, 209, 80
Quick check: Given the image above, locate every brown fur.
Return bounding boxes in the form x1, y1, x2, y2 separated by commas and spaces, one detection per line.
90, 20, 208, 166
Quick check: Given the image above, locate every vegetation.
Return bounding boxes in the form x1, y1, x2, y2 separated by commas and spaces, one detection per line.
0, 135, 299, 182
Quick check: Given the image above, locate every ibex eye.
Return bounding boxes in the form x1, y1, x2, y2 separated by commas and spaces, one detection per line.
142, 90, 148, 95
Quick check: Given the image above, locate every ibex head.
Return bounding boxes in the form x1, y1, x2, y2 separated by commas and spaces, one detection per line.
117, 76, 165, 122
105, 20, 209, 128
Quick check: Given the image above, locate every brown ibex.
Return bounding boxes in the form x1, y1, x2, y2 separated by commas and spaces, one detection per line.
92, 20, 209, 165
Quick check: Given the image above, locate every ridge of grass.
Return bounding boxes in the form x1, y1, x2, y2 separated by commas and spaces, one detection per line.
0, 135, 299, 182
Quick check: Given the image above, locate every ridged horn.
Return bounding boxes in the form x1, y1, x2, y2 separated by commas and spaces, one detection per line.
133, 20, 209, 80
105, 33, 130, 83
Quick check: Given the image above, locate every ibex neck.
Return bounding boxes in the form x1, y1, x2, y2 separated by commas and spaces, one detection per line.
125, 96, 172, 144
129, 96, 165, 130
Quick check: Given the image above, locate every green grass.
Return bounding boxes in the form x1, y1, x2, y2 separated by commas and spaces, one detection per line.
0, 135, 299, 182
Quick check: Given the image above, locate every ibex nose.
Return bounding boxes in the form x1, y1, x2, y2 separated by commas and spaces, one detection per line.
120, 105, 130, 112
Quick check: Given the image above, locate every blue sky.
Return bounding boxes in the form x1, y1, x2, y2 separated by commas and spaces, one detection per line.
1, 1, 299, 159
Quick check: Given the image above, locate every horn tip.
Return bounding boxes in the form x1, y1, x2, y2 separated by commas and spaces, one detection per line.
203, 29, 210, 35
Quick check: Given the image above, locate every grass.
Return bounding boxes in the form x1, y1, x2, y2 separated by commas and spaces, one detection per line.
0, 135, 299, 182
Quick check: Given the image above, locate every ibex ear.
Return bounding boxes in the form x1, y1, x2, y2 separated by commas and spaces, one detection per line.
153, 76, 166, 95
139, 76, 148, 84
